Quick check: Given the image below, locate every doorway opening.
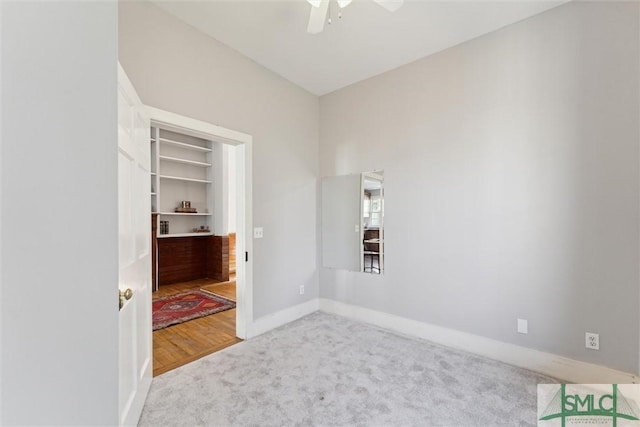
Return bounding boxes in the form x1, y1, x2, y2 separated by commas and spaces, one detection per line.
146, 107, 252, 376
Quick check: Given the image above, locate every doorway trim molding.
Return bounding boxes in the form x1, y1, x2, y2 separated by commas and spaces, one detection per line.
145, 106, 253, 339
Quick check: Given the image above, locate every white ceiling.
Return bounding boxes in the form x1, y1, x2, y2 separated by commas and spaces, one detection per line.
151, 0, 568, 96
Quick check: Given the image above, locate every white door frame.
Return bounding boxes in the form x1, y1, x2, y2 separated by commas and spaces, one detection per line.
145, 106, 253, 339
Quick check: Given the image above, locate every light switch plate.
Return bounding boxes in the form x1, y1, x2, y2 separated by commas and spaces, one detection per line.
517, 318, 528, 334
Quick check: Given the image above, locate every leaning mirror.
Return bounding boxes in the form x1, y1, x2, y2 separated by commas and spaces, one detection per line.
321, 171, 384, 274
361, 172, 384, 274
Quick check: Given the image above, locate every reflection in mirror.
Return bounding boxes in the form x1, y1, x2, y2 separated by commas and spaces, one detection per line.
361, 172, 384, 274
321, 171, 384, 274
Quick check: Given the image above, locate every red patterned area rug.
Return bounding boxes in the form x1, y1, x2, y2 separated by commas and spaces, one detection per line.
152, 290, 236, 331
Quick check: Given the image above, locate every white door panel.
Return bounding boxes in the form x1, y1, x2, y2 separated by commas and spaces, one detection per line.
118, 63, 152, 427
136, 162, 150, 257
118, 151, 135, 268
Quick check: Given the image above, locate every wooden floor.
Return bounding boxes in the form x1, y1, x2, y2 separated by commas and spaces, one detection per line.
153, 278, 241, 377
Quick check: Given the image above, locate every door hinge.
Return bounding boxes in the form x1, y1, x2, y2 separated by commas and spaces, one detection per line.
245, 251, 248, 262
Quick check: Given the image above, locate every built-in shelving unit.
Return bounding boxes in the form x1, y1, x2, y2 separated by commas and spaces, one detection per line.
150, 127, 214, 237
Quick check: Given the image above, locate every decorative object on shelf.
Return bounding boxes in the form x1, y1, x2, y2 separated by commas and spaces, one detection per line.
193, 225, 210, 233
175, 200, 197, 213
160, 220, 169, 235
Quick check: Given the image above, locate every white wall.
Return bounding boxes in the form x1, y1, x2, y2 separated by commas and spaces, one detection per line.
320, 1, 639, 374
213, 141, 229, 236
212, 143, 238, 235
228, 146, 237, 233
1, 2, 119, 424
119, 1, 319, 318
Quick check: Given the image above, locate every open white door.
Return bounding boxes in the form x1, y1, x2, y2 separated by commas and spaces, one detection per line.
118, 63, 153, 426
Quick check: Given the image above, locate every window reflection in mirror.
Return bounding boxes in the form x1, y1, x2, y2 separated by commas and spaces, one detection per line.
361, 171, 383, 274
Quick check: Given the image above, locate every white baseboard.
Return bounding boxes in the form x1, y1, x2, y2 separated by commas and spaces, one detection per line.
247, 298, 319, 339
319, 298, 638, 384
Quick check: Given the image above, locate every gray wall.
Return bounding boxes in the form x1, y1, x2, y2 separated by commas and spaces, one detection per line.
319, 1, 639, 374
119, 1, 320, 319
1, 2, 119, 424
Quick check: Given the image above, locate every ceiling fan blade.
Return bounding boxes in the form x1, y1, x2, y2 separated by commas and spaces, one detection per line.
372, 0, 403, 12
307, 0, 330, 34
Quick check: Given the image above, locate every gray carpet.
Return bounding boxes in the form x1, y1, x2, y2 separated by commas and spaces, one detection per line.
139, 312, 556, 426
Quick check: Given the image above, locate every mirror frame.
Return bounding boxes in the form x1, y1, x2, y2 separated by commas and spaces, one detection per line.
360, 171, 384, 274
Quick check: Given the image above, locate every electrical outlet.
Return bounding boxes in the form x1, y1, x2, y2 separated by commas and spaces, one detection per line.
299, 285, 305, 295
517, 318, 528, 334
253, 227, 264, 239
585, 332, 600, 350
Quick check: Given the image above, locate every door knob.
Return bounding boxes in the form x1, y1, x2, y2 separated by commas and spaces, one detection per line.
119, 288, 133, 310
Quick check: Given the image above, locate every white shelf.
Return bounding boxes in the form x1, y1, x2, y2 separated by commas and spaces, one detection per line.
157, 212, 212, 216
151, 192, 157, 196
151, 172, 157, 176
159, 137, 211, 153
159, 174, 211, 184
159, 155, 211, 168
157, 232, 213, 238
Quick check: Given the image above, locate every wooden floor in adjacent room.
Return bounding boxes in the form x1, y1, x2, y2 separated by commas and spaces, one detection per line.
152, 278, 241, 377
